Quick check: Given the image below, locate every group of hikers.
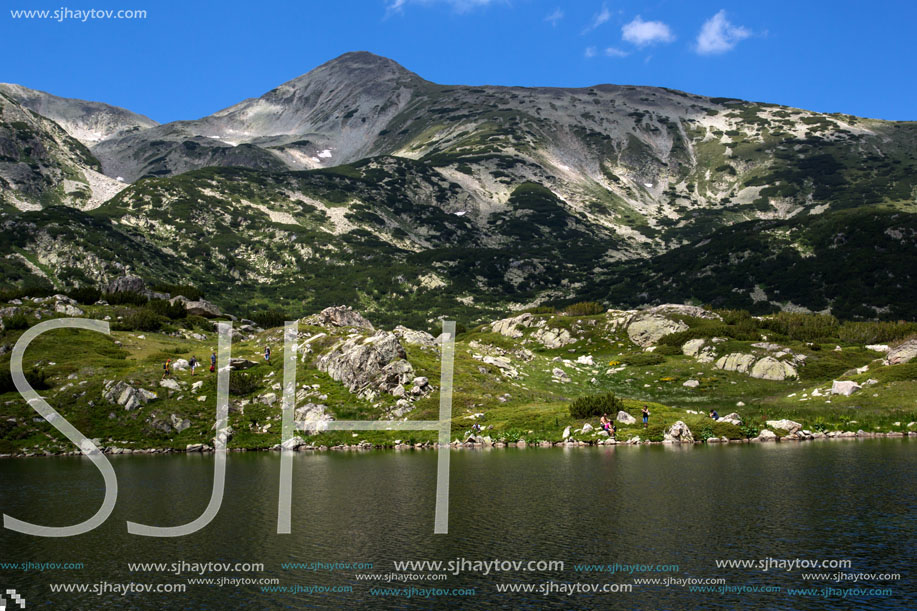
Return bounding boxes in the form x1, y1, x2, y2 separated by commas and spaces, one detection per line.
596, 405, 721, 438
598, 405, 651, 439
161, 351, 220, 379
161, 346, 271, 379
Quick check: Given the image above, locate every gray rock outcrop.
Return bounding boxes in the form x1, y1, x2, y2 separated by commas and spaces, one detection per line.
715, 353, 757, 374
393, 325, 435, 346
491, 313, 533, 338
315, 330, 409, 394
311, 305, 374, 330
664, 421, 694, 443
627, 315, 688, 347
106, 275, 146, 294
229, 358, 257, 370
830, 380, 861, 396
765, 419, 802, 434
749, 356, 797, 381
103, 380, 156, 410
170, 295, 222, 318
532, 326, 575, 349
887, 339, 917, 365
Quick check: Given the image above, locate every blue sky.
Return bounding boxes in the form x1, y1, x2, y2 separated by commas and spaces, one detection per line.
2, 0, 914, 123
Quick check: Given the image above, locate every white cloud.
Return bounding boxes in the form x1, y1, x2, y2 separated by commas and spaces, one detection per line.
544, 8, 564, 26
621, 15, 675, 47
695, 10, 750, 55
582, 3, 611, 33
584, 46, 598, 58
604, 47, 629, 58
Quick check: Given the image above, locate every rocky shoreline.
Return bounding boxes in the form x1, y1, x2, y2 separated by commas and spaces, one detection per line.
1, 428, 913, 458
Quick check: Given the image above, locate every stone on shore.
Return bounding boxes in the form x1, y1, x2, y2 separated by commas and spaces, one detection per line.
766, 419, 802, 434
664, 421, 694, 443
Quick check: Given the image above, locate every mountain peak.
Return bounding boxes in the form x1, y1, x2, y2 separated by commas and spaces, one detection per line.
285, 51, 425, 88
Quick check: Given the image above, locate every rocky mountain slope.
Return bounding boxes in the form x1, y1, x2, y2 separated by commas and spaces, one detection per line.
1, 297, 915, 456
1, 52, 915, 321
0, 90, 131, 210
0, 83, 158, 145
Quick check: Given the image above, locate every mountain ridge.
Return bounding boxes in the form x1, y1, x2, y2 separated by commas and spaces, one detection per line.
1, 51, 915, 321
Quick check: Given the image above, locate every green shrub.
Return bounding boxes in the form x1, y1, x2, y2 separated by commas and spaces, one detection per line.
0, 285, 54, 302
148, 299, 187, 320
249, 309, 288, 329
871, 362, 917, 383
229, 371, 259, 396
2, 312, 30, 331
563, 301, 604, 316
104, 291, 148, 306
0, 366, 50, 394
117, 308, 163, 332
522, 306, 555, 314
760, 312, 839, 342
658, 324, 734, 346
654, 344, 682, 356
798, 351, 872, 380
710, 421, 744, 439
620, 352, 665, 366
151, 283, 203, 301
642, 422, 667, 442
739, 423, 760, 438
715, 309, 753, 325
67, 286, 102, 305
569, 392, 623, 419
184, 315, 211, 331
838, 321, 917, 344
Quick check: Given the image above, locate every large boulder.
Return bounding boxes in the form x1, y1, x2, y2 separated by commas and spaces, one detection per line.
160, 378, 181, 392
831, 380, 861, 396
311, 305, 374, 330
682, 338, 706, 357
103, 381, 156, 411
756, 429, 778, 441
170, 414, 191, 432
887, 339, 917, 365
491, 313, 534, 338
627, 315, 688, 347
281, 436, 308, 451
373, 359, 415, 393
54, 303, 84, 317
229, 358, 258, 370
715, 353, 757, 374
646, 304, 721, 321
719, 412, 743, 426
170, 295, 221, 318
749, 357, 797, 381
532, 326, 575, 349
106, 275, 146, 294
316, 331, 408, 393
664, 421, 694, 443
393, 325, 435, 346
295, 403, 333, 432
616, 410, 637, 425
766, 419, 802, 434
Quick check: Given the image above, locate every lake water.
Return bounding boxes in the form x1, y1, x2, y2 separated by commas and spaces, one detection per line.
0, 439, 914, 609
